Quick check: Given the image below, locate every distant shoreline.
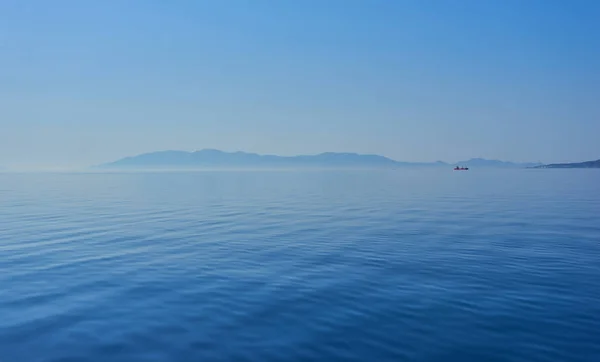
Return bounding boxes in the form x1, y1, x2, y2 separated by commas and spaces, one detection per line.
530, 159, 600, 169
96, 149, 542, 170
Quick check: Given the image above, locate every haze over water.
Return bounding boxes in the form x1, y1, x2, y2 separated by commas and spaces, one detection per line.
1, 169, 599, 361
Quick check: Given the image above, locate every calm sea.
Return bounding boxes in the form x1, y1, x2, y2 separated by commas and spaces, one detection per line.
1, 169, 599, 362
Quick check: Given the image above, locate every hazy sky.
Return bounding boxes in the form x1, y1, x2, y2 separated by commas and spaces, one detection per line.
1, 0, 599, 168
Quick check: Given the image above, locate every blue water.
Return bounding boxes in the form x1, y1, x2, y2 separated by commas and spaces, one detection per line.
1, 169, 599, 362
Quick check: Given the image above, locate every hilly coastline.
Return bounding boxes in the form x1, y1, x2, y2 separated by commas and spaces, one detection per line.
97, 150, 541, 170
533, 159, 600, 169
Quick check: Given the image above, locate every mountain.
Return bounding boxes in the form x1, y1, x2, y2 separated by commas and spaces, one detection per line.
533, 159, 600, 169
96, 150, 537, 170
98, 149, 410, 169
453, 158, 542, 168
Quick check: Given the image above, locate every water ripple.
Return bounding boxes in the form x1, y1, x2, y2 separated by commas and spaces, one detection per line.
1, 170, 600, 361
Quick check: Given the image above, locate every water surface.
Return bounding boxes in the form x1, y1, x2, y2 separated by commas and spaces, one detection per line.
1, 169, 599, 361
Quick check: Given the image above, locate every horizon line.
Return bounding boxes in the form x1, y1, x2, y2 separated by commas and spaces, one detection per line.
97, 148, 544, 167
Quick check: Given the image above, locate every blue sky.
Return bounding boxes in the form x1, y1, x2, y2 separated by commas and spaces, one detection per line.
1, 0, 599, 168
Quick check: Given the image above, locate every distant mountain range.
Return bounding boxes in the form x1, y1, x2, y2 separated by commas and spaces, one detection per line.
96, 150, 542, 169
533, 159, 600, 169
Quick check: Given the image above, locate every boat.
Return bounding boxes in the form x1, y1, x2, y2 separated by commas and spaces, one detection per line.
454, 166, 469, 170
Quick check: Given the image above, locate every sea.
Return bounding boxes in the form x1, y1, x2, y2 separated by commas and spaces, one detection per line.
1, 169, 599, 362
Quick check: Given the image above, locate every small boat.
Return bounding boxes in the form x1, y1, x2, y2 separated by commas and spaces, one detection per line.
454, 166, 469, 171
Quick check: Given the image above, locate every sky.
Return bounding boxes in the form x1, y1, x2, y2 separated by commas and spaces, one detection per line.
1, 0, 599, 169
